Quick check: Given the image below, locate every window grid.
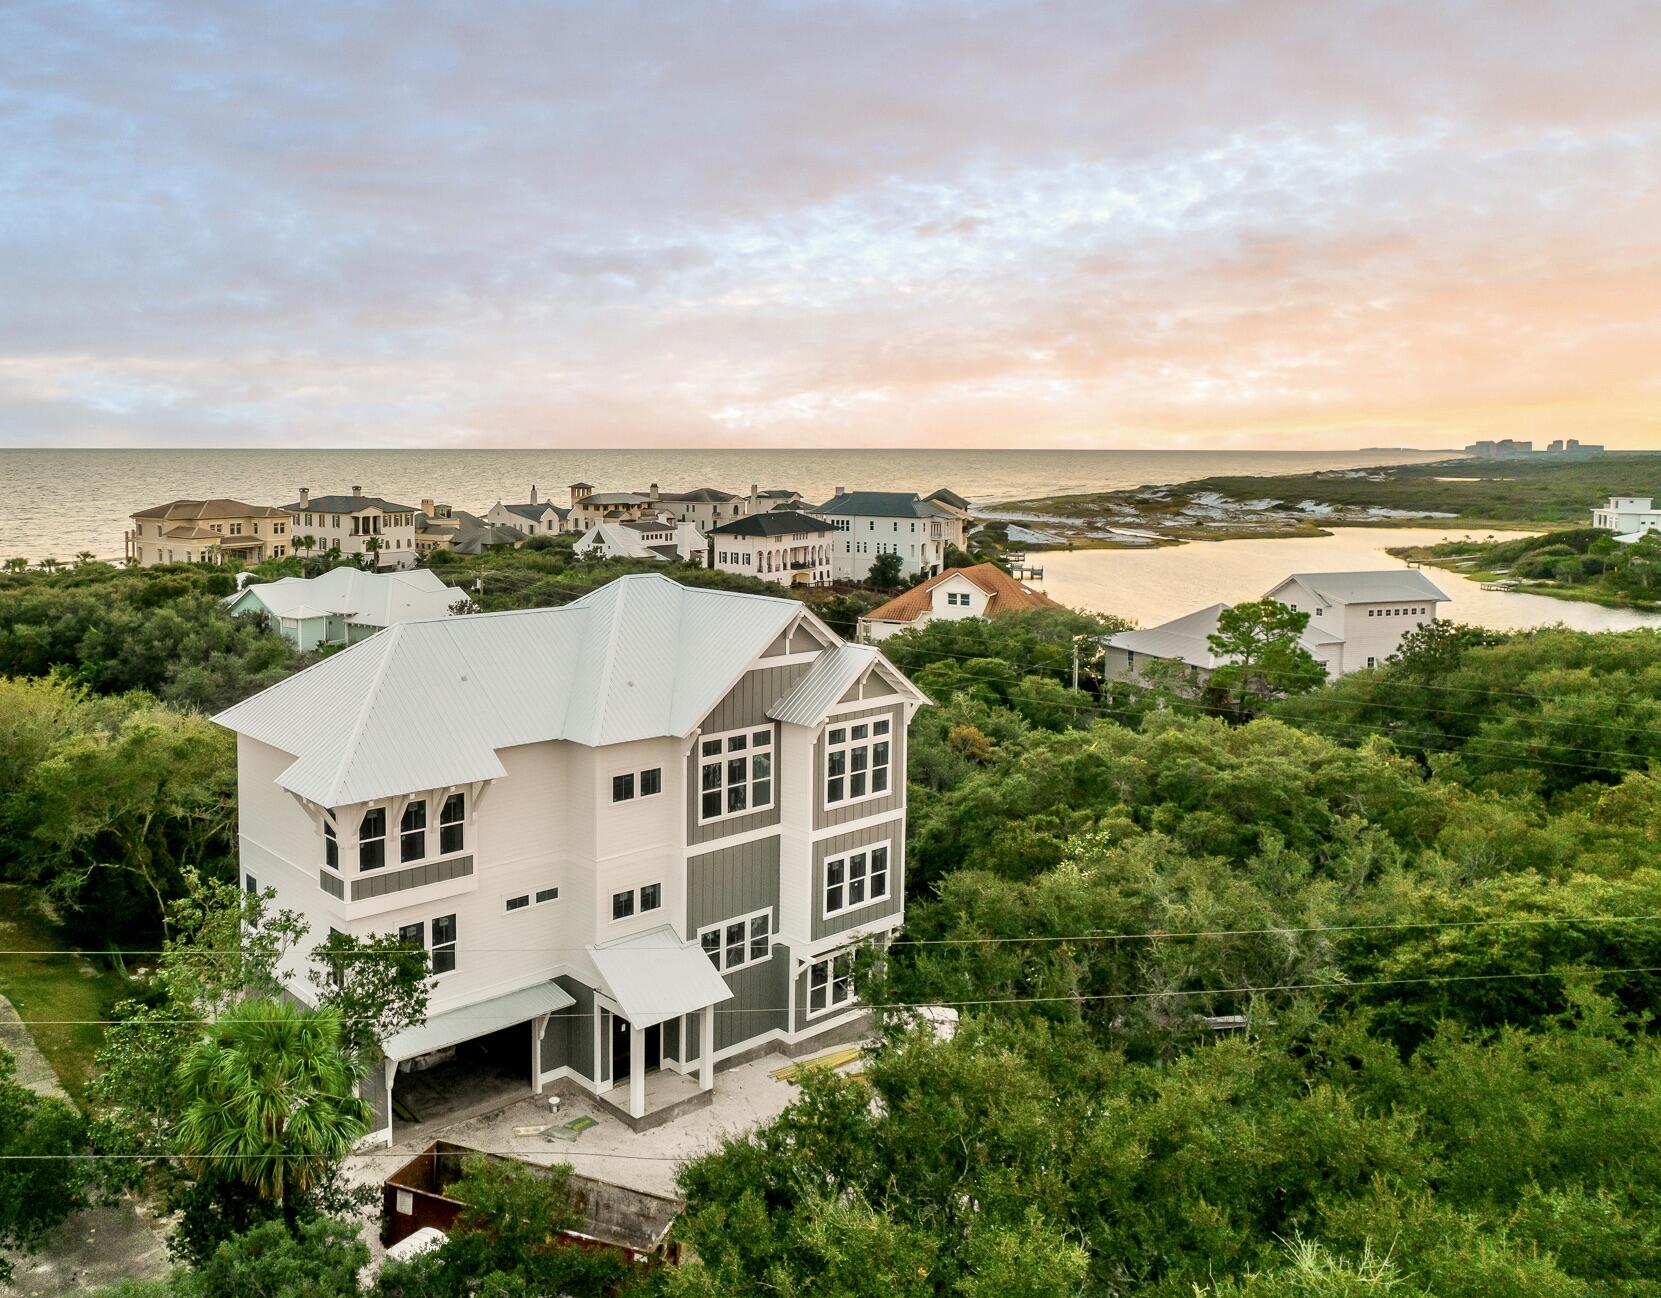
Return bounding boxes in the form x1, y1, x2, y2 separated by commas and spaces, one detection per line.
825, 843, 892, 917
699, 727, 774, 822
358, 808, 386, 872
825, 717, 892, 806
400, 800, 426, 862
439, 794, 465, 854
807, 951, 856, 1017
698, 909, 773, 973
431, 914, 457, 974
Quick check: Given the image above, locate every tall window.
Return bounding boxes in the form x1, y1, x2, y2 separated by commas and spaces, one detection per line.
807, 952, 855, 1017
825, 718, 891, 805
699, 728, 773, 821
400, 800, 426, 862
825, 844, 891, 916
439, 793, 465, 853
324, 820, 338, 869
431, 914, 457, 974
641, 767, 662, 797
359, 808, 386, 871
699, 910, 772, 972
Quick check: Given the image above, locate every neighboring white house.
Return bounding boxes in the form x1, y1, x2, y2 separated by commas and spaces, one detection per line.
1264, 571, 1449, 674
1105, 569, 1449, 681
810, 489, 970, 582
1591, 496, 1661, 543
282, 488, 421, 570
574, 519, 706, 564
214, 574, 927, 1140
1105, 603, 1346, 682
225, 567, 468, 651
858, 563, 1060, 642
706, 511, 837, 587
483, 488, 569, 537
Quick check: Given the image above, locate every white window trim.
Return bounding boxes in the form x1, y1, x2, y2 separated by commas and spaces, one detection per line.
609, 883, 664, 924
696, 725, 776, 825
697, 907, 775, 973
823, 840, 893, 918
504, 886, 561, 913
804, 948, 857, 1020
823, 716, 894, 810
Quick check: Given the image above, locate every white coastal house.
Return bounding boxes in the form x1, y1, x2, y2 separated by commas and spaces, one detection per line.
1591, 496, 1661, 543
574, 519, 706, 565
705, 511, 837, 587
224, 567, 469, 651
810, 489, 970, 582
282, 488, 421, 570
483, 488, 569, 537
857, 564, 1061, 642
1106, 569, 1449, 681
213, 574, 927, 1139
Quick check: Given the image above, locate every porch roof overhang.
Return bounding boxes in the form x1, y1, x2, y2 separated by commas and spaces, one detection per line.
383, 979, 575, 1062
587, 925, 734, 1030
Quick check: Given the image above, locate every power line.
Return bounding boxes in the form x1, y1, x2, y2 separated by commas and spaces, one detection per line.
16, 959, 1661, 1028
12, 908, 1661, 961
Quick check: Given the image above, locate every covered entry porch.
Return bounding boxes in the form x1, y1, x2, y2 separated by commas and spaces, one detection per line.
587, 926, 735, 1126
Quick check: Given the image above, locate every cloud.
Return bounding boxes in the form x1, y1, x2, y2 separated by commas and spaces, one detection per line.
0, 0, 1658, 448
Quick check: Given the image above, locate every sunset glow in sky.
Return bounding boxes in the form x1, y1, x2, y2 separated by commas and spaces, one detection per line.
3, 1, 1659, 449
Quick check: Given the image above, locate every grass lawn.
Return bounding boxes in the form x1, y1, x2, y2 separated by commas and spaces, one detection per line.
0, 885, 129, 1106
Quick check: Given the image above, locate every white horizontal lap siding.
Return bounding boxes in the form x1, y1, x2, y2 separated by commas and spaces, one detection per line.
594, 736, 685, 939
237, 735, 335, 998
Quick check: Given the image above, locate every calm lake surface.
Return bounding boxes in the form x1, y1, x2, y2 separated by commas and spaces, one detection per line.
1040, 528, 1661, 633
0, 447, 1449, 563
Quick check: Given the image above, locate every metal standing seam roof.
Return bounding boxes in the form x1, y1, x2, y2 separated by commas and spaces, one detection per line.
225, 567, 463, 627
1107, 603, 1340, 670
383, 980, 575, 1060
585, 926, 734, 1029
1269, 570, 1451, 606
213, 574, 815, 806
768, 643, 928, 725
768, 644, 878, 726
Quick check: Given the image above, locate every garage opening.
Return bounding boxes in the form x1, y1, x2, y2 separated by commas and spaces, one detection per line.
391, 1020, 534, 1135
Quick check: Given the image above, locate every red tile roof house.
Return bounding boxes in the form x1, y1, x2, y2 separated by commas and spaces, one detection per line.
857, 563, 1061, 642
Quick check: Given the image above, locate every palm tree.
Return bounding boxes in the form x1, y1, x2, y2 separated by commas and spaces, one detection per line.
174, 999, 370, 1223
75, 551, 96, 567
363, 535, 383, 569
36, 557, 60, 572
294, 534, 317, 574
2, 557, 26, 573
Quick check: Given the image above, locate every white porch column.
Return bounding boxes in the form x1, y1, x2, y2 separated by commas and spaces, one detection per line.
531, 1015, 548, 1093
382, 1057, 396, 1146
629, 1021, 646, 1119
699, 1004, 715, 1092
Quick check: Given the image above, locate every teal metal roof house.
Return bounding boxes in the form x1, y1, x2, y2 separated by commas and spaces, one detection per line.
226, 566, 468, 652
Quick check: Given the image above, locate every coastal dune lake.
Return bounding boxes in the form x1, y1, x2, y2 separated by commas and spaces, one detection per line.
1040, 528, 1661, 634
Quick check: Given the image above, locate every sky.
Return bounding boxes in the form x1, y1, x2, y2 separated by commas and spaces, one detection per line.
2, 0, 1659, 451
